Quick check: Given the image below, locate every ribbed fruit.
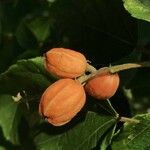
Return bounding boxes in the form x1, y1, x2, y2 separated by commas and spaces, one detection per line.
45, 48, 87, 78
39, 79, 86, 126
85, 72, 120, 100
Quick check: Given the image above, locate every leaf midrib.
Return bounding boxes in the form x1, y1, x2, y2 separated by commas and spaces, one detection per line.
127, 123, 150, 145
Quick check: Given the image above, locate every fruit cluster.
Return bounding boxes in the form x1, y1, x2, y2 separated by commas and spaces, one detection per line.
39, 48, 120, 126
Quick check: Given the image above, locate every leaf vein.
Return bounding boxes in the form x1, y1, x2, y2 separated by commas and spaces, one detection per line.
127, 123, 150, 145
77, 118, 115, 149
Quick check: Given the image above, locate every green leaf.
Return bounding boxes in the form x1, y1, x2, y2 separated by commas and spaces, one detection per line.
27, 17, 51, 42
34, 111, 117, 150
0, 146, 5, 150
0, 94, 21, 145
112, 113, 150, 150
0, 57, 55, 144
123, 0, 150, 22
100, 124, 116, 150
13, 49, 40, 61
0, 57, 53, 95
15, 20, 38, 49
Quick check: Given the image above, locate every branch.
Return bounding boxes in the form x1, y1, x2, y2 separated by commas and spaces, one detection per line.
78, 61, 150, 83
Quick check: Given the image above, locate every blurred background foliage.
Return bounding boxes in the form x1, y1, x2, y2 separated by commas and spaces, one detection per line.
0, 0, 139, 72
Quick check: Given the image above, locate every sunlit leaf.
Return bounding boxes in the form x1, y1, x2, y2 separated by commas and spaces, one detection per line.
112, 113, 150, 150
0, 94, 21, 145
34, 111, 117, 150
0, 57, 53, 95
123, 0, 150, 22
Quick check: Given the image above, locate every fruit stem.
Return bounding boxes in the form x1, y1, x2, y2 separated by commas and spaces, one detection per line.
119, 116, 140, 124
78, 67, 108, 83
109, 61, 150, 73
77, 61, 150, 84
106, 99, 118, 116
86, 63, 97, 73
